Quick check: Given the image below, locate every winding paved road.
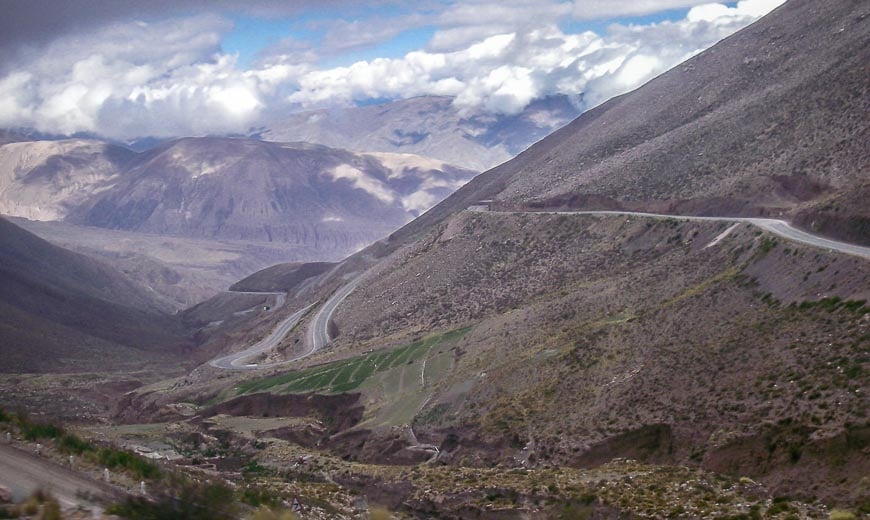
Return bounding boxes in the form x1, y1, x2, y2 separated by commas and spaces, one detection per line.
0, 443, 118, 509
491, 210, 870, 260
227, 291, 286, 316
210, 277, 361, 371
307, 277, 363, 353
209, 304, 315, 370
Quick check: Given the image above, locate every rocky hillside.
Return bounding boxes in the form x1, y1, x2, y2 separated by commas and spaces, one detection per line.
0, 217, 191, 372
322, 0, 870, 506
71, 138, 475, 248
260, 95, 582, 171
0, 137, 477, 256
330, 212, 868, 503
390, 0, 869, 246
152, 0, 870, 513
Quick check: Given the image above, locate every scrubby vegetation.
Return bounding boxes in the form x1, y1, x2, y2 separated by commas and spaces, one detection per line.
248, 506, 299, 520
0, 407, 161, 480
108, 477, 238, 520
795, 297, 867, 315
0, 406, 323, 519
99, 448, 162, 480
0, 490, 62, 520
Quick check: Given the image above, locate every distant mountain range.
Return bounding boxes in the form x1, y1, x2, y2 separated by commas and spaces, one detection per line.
2, 93, 582, 173
0, 137, 477, 253
259, 95, 582, 171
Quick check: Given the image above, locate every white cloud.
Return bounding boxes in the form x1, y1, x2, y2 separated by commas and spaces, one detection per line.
315, 14, 427, 55
326, 164, 396, 203
402, 190, 441, 213
0, 72, 35, 123
687, 0, 785, 23
428, 25, 514, 53
571, 0, 715, 19
286, 0, 783, 114
0, 15, 299, 138
0, 0, 785, 139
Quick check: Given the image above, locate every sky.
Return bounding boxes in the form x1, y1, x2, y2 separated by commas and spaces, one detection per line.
0, 0, 786, 141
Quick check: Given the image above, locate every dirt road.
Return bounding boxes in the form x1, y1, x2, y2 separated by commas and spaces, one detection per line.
0, 443, 117, 508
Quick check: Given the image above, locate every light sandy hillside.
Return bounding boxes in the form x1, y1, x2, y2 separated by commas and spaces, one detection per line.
0, 139, 134, 220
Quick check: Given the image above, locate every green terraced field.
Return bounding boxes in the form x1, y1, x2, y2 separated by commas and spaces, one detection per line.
236, 327, 470, 395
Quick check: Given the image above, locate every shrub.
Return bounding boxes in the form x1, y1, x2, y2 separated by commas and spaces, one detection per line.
98, 448, 161, 480
42, 497, 62, 520
249, 507, 298, 520
22, 499, 39, 516
767, 497, 793, 515
243, 460, 267, 475
819, 296, 842, 312
20, 422, 63, 441
240, 486, 281, 508
759, 238, 777, 253
829, 510, 856, 520
842, 300, 867, 314
109, 480, 237, 520
788, 445, 802, 463
369, 507, 394, 520
58, 433, 96, 455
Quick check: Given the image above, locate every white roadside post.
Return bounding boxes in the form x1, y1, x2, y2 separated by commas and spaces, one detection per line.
140, 481, 146, 495
69, 455, 75, 467
35, 443, 41, 455
103, 468, 110, 482
4, 431, 10, 444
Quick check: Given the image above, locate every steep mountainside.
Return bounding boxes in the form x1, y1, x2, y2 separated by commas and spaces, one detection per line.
324, 0, 870, 504
0, 139, 135, 221
385, 0, 869, 246
260, 95, 582, 171
0, 217, 191, 372
148, 0, 870, 512
0, 137, 477, 255
331, 212, 868, 501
